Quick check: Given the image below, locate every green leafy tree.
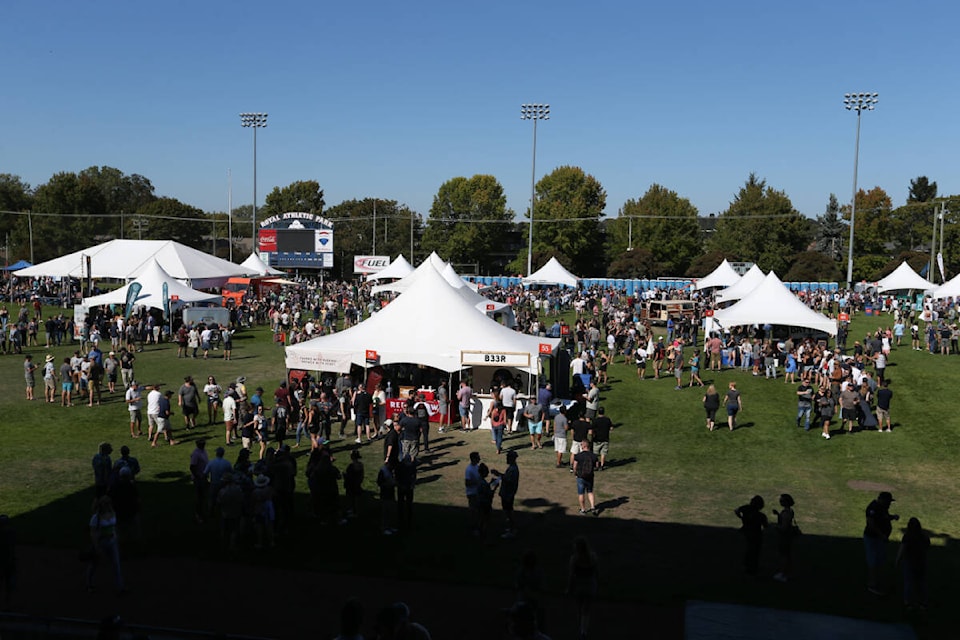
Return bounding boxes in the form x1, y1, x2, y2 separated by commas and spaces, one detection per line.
259, 180, 326, 219
608, 184, 702, 275
29, 171, 107, 261
783, 251, 843, 282
80, 166, 156, 238
0, 174, 33, 261
512, 166, 606, 276
685, 250, 739, 278
908, 176, 937, 203
707, 174, 811, 275
842, 186, 894, 278
422, 175, 515, 274
325, 198, 420, 278
607, 247, 656, 278
815, 193, 845, 260
133, 198, 209, 249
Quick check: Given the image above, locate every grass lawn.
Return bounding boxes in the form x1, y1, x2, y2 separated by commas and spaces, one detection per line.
1, 306, 957, 638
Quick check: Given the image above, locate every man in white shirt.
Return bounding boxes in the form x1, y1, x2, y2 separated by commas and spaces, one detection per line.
499, 382, 517, 431
126, 381, 143, 439
222, 387, 238, 446
200, 326, 213, 359
146, 383, 163, 442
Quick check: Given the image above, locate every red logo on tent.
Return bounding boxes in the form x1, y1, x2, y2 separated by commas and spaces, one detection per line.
485, 304, 495, 311
839, 313, 849, 322
538, 343, 552, 355
560, 325, 570, 335
365, 349, 378, 362
704, 309, 714, 317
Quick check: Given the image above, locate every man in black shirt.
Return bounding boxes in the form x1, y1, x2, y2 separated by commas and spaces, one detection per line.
382, 419, 400, 468
875, 380, 893, 433
399, 407, 421, 462
864, 491, 899, 595
591, 407, 614, 471
568, 418, 592, 473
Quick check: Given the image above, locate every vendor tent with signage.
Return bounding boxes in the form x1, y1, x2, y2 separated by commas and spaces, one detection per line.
13, 239, 247, 288
694, 259, 742, 290
81, 259, 221, 309
715, 264, 765, 303
286, 263, 558, 373
365, 254, 414, 282
522, 257, 579, 288
874, 261, 934, 293
239, 252, 285, 277
713, 271, 837, 336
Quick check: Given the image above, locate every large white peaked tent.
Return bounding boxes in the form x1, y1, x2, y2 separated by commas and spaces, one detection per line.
715, 264, 765, 303
365, 254, 414, 282
239, 252, 285, 277
286, 264, 558, 373
714, 271, 837, 336
522, 257, 579, 288
14, 239, 247, 287
874, 261, 934, 293
930, 272, 960, 299
694, 259, 742, 290
370, 252, 446, 295
81, 259, 221, 309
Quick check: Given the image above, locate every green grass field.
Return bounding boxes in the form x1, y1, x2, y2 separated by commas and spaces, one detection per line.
2, 307, 957, 637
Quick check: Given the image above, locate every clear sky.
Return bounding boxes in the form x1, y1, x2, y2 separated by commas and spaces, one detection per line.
3, 0, 959, 222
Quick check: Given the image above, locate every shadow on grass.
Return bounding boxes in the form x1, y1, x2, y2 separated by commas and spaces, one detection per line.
603, 456, 636, 470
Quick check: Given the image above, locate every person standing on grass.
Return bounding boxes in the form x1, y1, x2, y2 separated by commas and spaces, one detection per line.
497, 450, 520, 538
60, 357, 73, 407
723, 381, 742, 431
839, 381, 860, 434
23, 354, 36, 401
436, 380, 450, 433
92, 442, 113, 497
703, 384, 720, 432
864, 491, 899, 595
897, 517, 930, 609
488, 400, 507, 455
457, 380, 474, 430
553, 405, 570, 468
500, 380, 518, 431
343, 448, 364, 519
567, 536, 599, 640
396, 454, 417, 532
145, 383, 162, 442
119, 348, 135, 390
203, 376, 222, 426
688, 349, 704, 387
590, 407, 614, 471
772, 493, 797, 582
523, 399, 545, 450
376, 455, 397, 536
86, 496, 124, 594
178, 375, 200, 431
222, 385, 238, 446
875, 379, 893, 432
190, 439, 210, 524
573, 440, 598, 516
125, 381, 143, 439
464, 451, 482, 535
43, 354, 57, 403
734, 495, 768, 575
796, 377, 814, 431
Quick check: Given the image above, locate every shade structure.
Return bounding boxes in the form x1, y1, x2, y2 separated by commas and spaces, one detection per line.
715, 264, 765, 303
694, 259, 742, 290
13, 239, 247, 287
239, 252, 285, 276
81, 259, 221, 309
371, 252, 446, 295
2, 259, 32, 272
365, 254, 414, 282
874, 261, 934, 293
522, 257, 579, 288
286, 263, 558, 373
930, 272, 960, 299
713, 271, 837, 336
441, 263, 517, 327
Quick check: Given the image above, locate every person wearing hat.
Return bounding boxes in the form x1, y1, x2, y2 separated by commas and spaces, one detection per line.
23, 354, 37, 401
104, 350, 119, 394
497, 451, 520, 538
235, 377, 248, 403
42, 353, 57, 403
864, 491, 899, 595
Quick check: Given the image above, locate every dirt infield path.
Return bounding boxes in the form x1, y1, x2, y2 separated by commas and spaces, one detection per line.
10, 545, 682, 639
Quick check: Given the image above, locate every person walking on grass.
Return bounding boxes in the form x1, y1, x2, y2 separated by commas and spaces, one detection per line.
125, 381, 143, 439
724, 381, 742, 431
703, 384, 720, 431
567, 536, 599, 640
553, 405, 569, 468
523, 399, 545, 450
734, 495, 768, 575
573, 440, 598, 516
897, 517, 930, 609
23, 354, 36, 401
688, 349, 704, 387
86, 496, 125, 595
497, 450, 520, 538
796, 376, 814, 431
488, 400, 507, 455
772, 493, 798, 583
60, 357, 73, 407
876, 379, 893, 432
590, 407, 613, 471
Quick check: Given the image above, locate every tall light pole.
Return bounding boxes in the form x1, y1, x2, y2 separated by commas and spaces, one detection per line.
843, 92, 878, 288
521, 103, 549, 276
240, 112, 268, 252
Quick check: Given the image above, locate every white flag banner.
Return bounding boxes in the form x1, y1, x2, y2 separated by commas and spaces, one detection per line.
937, 252, 945, 282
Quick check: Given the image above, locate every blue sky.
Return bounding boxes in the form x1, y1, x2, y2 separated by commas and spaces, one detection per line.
3, 0, 959, 223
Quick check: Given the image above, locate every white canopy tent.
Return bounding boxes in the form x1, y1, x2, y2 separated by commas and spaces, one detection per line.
442, 263, 517, 327
715, 264, 766, 303
713, 271, 837, 336
13, 239, 248, 288
875, 261, 934, 293
694, 259, 742, 290
239, 252, 285, 277
930, 272, 960, 299
365, 254, 414, 282
286, 263, 558, 373
522, 257, 579, 288
371, 252, 446, 295
81, 259, 221, 309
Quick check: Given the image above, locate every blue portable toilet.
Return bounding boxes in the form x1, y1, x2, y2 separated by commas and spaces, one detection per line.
829, 282, 839, 292
614, 279, 624, 290
625, 280, 635, 295
638, 278, 648, 291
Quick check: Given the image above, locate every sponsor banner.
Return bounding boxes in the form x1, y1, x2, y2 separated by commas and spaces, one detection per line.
259, 229, 278, 252
385, 397, 444, 423
538, 343, 553, 355
314, 229, 333, 253
838, 313, 850, 322
354, 255, 391, 274
365, 349, 379, 364
460, 350, 531, 368
124, 282, 142, 320
284, 349, 354, 373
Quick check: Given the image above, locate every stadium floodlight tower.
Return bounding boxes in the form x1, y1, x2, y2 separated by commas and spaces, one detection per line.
240, 112, 268, 250
521, 103, 549, 277
843, 92, 878, 288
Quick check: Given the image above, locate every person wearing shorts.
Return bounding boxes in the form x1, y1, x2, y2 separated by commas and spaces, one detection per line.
126, 381, 143, 438
568, 417, 592, 471
723, 381, 742, 431
553, 405, 569, 468
523, 401, 544, 450
60, 358, 74, 406
457, 381, 473, 431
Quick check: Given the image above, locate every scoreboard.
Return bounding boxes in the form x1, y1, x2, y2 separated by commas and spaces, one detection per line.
258, 212, 333, 269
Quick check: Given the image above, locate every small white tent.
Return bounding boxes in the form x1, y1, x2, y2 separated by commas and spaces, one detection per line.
239, 253, 285, 277
713, 271, 837, 336
442, 263, 517, 327
286, 264, 558, 373
522, 257, 579, 288
694, 259, 742, 290
81, 259, 221, 309
930, 272, 960, 299
715, 264, 765, 303
365, 254, 414, 282
14, 239, 247, 287
875, 262, 934, 293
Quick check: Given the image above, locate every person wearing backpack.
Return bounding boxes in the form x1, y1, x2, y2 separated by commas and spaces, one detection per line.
572, 440, 599, 516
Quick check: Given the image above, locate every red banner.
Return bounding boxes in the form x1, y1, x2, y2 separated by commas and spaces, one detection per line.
838, 313, 850, 322
365, 349, 379, 364
704, 309, 714, 317
259, 229, 277, 252
385, 397, 445, 423
539, 343, 553, 354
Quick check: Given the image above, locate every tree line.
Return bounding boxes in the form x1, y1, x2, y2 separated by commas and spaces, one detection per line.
1, 167, 956, 282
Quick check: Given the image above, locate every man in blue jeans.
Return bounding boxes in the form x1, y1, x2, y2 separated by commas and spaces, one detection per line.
796, 378, 814, 430
572, 440, 598, 516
